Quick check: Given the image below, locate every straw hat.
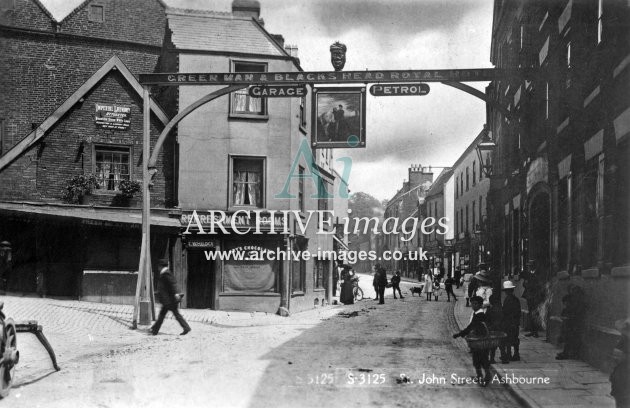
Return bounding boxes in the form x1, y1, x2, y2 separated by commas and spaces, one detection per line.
502, 280, 516, 290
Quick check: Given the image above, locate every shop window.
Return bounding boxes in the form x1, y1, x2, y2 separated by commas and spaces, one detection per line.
292, 241, 306, 293
94, 145, 130, 191
231, 157, 265, 208
582, 157, 600, 267
88, 4, 104, 22
314, 260, 327, 289
558, 176, 570, 270
230, 61, 266, 116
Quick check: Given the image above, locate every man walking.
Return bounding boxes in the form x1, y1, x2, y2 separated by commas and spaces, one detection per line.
444, 276, 457, 302
500, 280, 521, 363
391, 271, 404, 299
376, 265, 388, 304
151, 259, 191, 336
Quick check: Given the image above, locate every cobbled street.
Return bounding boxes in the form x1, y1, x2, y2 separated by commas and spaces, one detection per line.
3, 277, 522, 408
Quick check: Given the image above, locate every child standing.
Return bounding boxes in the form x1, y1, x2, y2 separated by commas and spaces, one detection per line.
453, 296, 492, 386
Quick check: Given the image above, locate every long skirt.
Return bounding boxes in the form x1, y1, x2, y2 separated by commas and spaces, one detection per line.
340, 281, 354, 304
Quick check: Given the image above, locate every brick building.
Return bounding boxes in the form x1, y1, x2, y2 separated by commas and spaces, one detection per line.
0, 0, 175, 302
487, 0, 630, 370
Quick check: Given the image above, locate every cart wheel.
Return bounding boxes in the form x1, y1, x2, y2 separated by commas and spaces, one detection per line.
353, 287, 364, 301
0, 318, 18, 398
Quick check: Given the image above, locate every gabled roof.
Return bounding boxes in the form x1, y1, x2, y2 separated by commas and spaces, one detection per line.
0, 56, 169, 172
426, 168, 453, 198
166, 8, 287, 57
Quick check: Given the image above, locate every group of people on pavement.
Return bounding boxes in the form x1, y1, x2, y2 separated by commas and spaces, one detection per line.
452, 265, 521, 386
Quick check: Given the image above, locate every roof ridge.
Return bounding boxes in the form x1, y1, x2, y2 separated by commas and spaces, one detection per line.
31, 0, 56, 21
166, 7, 240, 19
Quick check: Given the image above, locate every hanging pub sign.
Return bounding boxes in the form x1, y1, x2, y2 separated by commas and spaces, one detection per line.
312, 87, 366, 149
95, 104, 131, 130
248, 85, 307, 98
369, 83, 430, 96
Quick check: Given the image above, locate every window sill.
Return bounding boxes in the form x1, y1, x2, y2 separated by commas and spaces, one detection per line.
291, 291, 305, 297
313, 288, 325, 292
92, 190, 121, 196
219, 292, 280, 297
228, 206, 265, 213
229, 113, 269, 121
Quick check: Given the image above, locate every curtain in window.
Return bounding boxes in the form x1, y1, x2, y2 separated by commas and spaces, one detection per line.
247, 171, 259, 206
233, 90, 248, 112
248, 96, 261, 113
97, 162, 111, 190
234, 171, 247, 205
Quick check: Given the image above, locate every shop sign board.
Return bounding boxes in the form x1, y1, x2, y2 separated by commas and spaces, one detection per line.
248, 85, 307, 97
139, 68, 507, 86
369, 83, 430, 96
95, 104, 131, 130
180, 211, 285, 233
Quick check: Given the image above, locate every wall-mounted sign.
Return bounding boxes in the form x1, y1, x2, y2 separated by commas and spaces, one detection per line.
95, 104, 131, 130
312, 87, 366, 149
369, 83, 430, 96
180, 210, 285, 233
139, 69, 510, 86
248, 85, 307, 98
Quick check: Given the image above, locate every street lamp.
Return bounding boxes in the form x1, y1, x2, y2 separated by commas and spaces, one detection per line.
476, 125, 497, 178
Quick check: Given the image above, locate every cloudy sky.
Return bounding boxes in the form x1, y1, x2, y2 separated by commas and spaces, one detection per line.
43, 0, 494, 201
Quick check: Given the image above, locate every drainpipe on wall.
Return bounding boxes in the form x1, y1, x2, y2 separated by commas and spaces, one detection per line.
277, 235, 291, 316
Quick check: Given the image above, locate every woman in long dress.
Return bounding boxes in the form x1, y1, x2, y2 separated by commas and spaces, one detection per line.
340, 267, 355, 305
423, 273, 433, 301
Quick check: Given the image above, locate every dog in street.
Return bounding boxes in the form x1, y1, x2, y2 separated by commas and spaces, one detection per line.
410, 286, 424, 296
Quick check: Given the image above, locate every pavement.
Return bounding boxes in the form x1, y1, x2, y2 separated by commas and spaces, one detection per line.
450, 286, 616, 408
0, 280, 617, 408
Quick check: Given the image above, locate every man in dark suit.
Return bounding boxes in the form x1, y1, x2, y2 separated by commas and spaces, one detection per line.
376, 265, 388, 304
453, 296, 492, 385
500, 280, 521, 362
391, 271, 403, 299
151, 259, 191, 336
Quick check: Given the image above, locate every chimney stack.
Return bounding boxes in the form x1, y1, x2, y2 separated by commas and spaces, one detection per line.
232, 0, 261, 20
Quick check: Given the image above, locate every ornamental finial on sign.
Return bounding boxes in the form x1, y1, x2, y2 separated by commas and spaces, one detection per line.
330, 41, 347, 71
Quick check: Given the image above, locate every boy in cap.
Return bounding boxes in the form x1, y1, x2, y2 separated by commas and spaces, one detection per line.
453, 296, 492, 385
151, 258, 191, 336
500, 280, 521, 362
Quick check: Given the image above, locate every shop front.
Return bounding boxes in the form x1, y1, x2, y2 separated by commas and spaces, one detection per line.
179, 211, 289, 313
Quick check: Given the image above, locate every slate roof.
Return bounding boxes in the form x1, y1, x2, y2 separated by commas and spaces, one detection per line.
426, 168, 453, 198
166, 8, 286, 57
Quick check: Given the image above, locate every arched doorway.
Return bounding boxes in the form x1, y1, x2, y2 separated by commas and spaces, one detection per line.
528, 188, 551, 279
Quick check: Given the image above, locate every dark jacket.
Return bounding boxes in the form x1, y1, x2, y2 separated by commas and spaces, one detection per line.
157, 269, 179, 306
444, 277, 454, 289
377, 269, 388, 287
502, 294, 521, 327
391, 275, 401, 286
457, 310, 488, 338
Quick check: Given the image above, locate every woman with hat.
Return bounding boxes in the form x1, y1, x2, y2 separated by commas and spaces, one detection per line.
500, 280, 521, 362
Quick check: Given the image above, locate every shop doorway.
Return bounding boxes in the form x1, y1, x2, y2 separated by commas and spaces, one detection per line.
529, 190, 551, 279
187, 251, 215, 309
